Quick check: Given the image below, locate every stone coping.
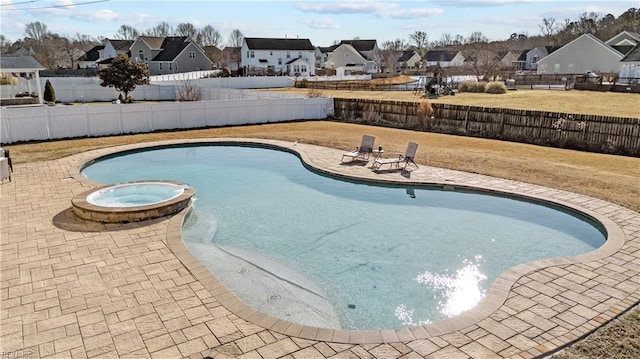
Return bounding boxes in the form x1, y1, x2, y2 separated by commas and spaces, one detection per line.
67, 138, 637, 352
71, 180, 196, 224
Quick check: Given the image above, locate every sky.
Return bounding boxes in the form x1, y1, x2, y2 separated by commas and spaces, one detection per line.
1, 0, 638, 47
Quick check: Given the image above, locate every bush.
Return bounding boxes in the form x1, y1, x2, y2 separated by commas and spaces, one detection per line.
458, 81, 486, 93
44, 80, 56, 103
295, 78, 309, 88
485, 81, 508, 94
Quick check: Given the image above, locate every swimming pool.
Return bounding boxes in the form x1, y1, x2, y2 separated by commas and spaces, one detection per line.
81, 143, 606, 330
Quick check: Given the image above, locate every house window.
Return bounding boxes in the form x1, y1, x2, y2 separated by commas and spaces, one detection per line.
138, 50, 144, 61
159, 63, 163, 70
250, 51, 255, 58
286, 51, 290, 58
298, 51, 302, 58
553, 64, 560, 73
278, 58, 282, 65
270, 51, 273, 56
169, 63, 173, 71
189, 51, 195, 59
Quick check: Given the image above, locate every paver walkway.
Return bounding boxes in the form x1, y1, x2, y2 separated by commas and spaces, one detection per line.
1, 138, 639, 359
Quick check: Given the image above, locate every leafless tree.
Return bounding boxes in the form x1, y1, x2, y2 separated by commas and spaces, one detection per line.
227, 29, 244, 47
462, 31, 501, 79
198, 25, 222, 47
115, 24, 140, 40
145, 22, 172, 37
175, 23, 197, 38
24, 21, 50, 42
409, 31, 428, 55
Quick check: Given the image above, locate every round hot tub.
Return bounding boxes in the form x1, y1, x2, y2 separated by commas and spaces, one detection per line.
72, 180, 195, 223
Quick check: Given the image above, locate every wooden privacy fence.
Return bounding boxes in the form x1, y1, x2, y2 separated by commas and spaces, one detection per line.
333, 98, 640, 156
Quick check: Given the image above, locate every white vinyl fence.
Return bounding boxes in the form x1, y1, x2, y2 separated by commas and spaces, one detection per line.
0, 97, 333, 144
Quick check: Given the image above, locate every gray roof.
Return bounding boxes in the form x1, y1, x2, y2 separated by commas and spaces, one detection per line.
397, 50, 418, 62
621, 43, 640, 62
244, 37, 314, 51
151, 37, 191, 61
339, 39, 377, 52
0, 55, 45, 70
77, 45, 104, 62
424, 49, 459, 62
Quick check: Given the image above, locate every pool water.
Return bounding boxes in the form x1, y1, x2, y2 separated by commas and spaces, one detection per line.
86, 182, 185, 207
81, 144, 606, 330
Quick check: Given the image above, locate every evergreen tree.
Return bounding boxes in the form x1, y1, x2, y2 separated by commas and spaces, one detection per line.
43, 80, 55, 104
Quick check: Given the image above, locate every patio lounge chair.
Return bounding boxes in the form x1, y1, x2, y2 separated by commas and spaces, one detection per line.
371, 142, 419, 171
341, 134, 376, 162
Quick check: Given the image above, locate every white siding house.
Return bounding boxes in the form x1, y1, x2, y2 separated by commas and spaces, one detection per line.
537, 34, 624, 75
241, 37, 315, 76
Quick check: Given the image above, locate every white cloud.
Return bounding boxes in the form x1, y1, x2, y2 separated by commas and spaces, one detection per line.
294, 1, 399, 15
378, 7, 444, 19
301, 17, 341, 29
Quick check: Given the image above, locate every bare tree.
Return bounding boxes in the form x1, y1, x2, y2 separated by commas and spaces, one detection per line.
462, 31, 500, 79
145, 22, 172, 37
409, 31, 428, 55
115, 24, 140, 40
198, 25, 222, 47
539, 17, 561, 45
0, 35, 11, 53
380, 39, 404, 73
175, 23, 197, 38
24, 21, 50, 42
227, 29, 244, 47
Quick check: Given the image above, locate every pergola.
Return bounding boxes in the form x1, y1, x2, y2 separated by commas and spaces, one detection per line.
0, 55, 46, 105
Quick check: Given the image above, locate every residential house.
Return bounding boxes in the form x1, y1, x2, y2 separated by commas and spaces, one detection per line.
129, 36, 212, 75
76, 45, 104, 69
326, 40, 381, 74
395, 50, 422, 72
325, 39, 381, 74
221, 46, 241, 72
536, 34, 624, 75
314, 46, 335, 71
97, 39, 133, 66
499, 50, 521, 69
241, 37, 315, 76
513, 46, 561, 72
618, 42, 640, 84
423, 49, 465, 68
202, 46, 223, 69
605, 31, 640, 57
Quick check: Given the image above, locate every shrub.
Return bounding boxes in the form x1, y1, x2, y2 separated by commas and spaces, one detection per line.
306, 88, 325, 98
44, 80, 56, 103
295, 78, 309, 88
458, 81, 486, 93
485, 81, 508, 94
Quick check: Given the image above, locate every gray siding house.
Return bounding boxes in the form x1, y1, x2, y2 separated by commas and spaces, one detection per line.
130, 36, 212, 76
537, 34, 624, 75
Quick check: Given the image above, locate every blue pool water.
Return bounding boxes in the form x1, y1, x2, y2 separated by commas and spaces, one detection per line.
81, 144, 606, 330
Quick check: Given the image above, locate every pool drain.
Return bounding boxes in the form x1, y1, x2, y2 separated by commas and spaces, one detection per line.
269, 294, 280, 301
238, 268, 249, 274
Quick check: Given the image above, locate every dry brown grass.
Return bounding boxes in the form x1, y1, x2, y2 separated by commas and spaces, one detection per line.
263, 87, 640, 119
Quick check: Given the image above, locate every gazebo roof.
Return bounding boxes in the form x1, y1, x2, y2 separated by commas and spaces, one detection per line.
0, 55, 46, 72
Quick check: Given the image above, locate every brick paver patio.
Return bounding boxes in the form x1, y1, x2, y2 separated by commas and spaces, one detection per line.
1, 138, 639, 359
